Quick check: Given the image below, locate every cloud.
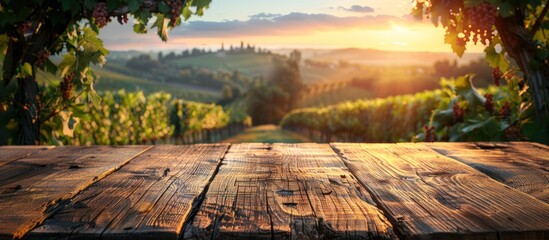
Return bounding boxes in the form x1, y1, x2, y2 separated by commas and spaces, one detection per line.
169, 12, 399, 38
338, 5, 375, 13
249, 13, 282, 19
98, 12, 425, 50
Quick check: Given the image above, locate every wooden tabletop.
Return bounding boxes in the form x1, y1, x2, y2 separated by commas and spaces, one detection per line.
0, 143, 547, 240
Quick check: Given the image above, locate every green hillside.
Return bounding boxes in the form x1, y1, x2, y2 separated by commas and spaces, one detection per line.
93, 67, 219, 102
170, 52, 278, 79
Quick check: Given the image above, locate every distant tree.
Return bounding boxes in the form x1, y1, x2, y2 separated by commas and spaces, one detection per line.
0, 0, 211, 144
163, 51, 175, 61
433, 59, 458, 78
182, 49, 190, 57
158, 51, 164, 62
247, 53, 304, 124
126, 54, 160, 70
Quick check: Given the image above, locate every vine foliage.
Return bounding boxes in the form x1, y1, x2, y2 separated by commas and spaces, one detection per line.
0, 0, 211, 144
413, 0, 549, 136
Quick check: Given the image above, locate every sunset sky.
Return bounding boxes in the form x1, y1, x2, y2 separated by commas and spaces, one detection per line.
100, 0, 485, 52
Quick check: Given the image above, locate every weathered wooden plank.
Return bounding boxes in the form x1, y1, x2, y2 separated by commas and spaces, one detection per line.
332, 143, 549, 240
0, 145, 150, 239
428, 142, 549, 203
185, 143, 396, 239
0, 146, 54, 166
29, 144, 229, 240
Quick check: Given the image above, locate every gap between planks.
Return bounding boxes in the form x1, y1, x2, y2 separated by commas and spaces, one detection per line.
183, 143, 396, 239
28, 144, 230, 240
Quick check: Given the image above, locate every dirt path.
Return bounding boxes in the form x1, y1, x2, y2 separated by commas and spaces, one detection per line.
221, 124, 310, 143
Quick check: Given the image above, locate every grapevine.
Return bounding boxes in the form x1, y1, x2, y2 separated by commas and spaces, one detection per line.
484, 93, 494, 114
452, 102, 464, 123
423, 125, 437, 142
504, 126, 521, 141
492, 67, 502, 86
116, 14, 129, 25
35, 50, 50, 69
60, 72, 74, 101
166, 0, 183, 27
17, 21, 33, 34
92, 2, 110, 28
464, 3, 497, 45
498, 101, 511, 119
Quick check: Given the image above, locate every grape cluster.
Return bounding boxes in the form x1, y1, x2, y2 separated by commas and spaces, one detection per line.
60, 72, 74, 101
92, 2, 110, 28
464, 3, 497, 45
166, 0, 183, 27
423, 125, 437, 142
35, 50, 50, 68
484, 93, 494, 114
492, 67, 502, 86
452, 102, 464, 123
441, 0, 463, 14
504, 126, 521, 141
117, 14, 129, 25
498, 101, 511, 119
17, 22, 33, 34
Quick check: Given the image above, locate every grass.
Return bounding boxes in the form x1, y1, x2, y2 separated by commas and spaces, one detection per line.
222, 124, 310, 143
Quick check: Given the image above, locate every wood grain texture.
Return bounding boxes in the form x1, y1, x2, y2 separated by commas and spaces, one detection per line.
332, 143, 549, 240
0, 146, 150, 239
184, 143, 396, 239
29, 144, 229, 240
428, 142, 549, 203
0, 146, 54, 166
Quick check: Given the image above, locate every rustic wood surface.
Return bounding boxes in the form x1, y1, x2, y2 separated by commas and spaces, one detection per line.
184, 143, 395, 239
0, 146, 150, 239
427, 142, 549, 203
0, 142, 548, 240
0, 146, 54, 166
428, 142, 549, 203
29, 144, 228, 240
332, 143, 549, 240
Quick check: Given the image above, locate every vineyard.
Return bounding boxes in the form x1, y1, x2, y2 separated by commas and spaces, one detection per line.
32, 90, 248, 145
282, 90, 442, 142
281, 75, 546, 143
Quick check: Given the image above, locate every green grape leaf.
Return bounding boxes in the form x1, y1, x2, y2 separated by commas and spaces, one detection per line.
152, 14, 169, 42
158, 2, 170, 14
17, 63, 33, 78
43, 58, 58, 75
2, 41, 15, 85
461, 117, 497, 133
182, 5, 192, 20
58, 53, 76, 77
192, 0, 212, 10
497, 2, 515, 17
61, 0, 79, 11
127, 0, 143, 12
83, 0, 98, 11
71, 103, 91, 121
133, 23, 147, 33
444, 31, 465, 57
485, 39, 510, 71
58, 110, 80, 137
106, 0, 124, 11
